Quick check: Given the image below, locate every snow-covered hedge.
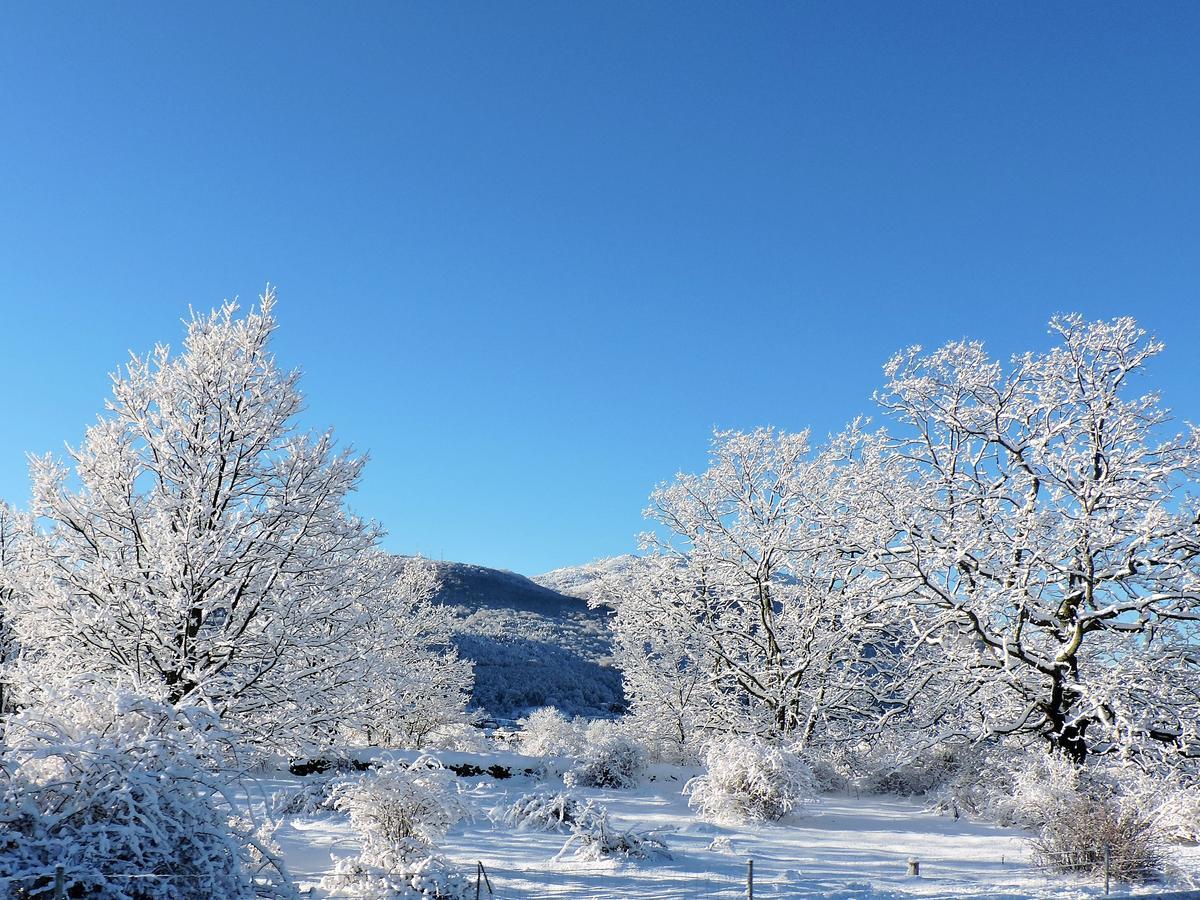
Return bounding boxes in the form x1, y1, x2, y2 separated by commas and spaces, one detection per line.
685, 735, 816, 824
0, 681, 291, 900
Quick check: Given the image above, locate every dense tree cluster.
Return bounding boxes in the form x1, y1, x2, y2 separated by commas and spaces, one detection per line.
602, 315, 1200, 768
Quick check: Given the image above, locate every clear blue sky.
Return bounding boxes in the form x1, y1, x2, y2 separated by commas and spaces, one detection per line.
1, 3, 1197, 574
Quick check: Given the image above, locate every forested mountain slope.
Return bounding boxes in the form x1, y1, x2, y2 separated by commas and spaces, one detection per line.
421, 559, 625, 720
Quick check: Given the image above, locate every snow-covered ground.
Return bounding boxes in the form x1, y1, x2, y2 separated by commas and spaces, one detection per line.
247, 751, 1200, 899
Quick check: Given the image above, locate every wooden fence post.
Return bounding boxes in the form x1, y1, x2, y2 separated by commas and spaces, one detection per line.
53, 865, 65, 900
746, 857, 753, 900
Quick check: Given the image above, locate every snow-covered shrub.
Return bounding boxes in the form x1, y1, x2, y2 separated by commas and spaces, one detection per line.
0, 681, 291, 900
706, 836, 734, 854
999, 750, 1086, 828
616, 702, 703, 765
853, 742, 973, 798
515, 707, 588, 758
321, 756, 473, 899
1032, 791, 1163, 881
1145, 784, 1200, 845
962, 750, 1170, 881
272, 774, 343, 816
1109, 769, 1200, 846
685, 735, 816, 824
809, 758, 851, 794
420, 723, 491, 753
321, 853, 472, 900
555, 801, 670, 862
564, 723, 646, 789
330, 756, 472, 865
495, 791, 586, 832
925, 744, 1022, 819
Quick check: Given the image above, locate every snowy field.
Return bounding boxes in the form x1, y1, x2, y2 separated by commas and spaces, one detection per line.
250, 751, 1200, 900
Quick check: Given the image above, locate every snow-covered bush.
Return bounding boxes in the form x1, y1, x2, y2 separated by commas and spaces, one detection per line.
498, 789, 670, 862
809, 758, 851, 794
953, 750, 1169, 881
928, 745, 1094, 827
927, 746, 1019, 820
515, 707, 588, 758
321, 756, 473, 898
1032, 791, 1163, 881
1142, 781, 1200, 845
999, 750, 1087, 828
846, 739, 976, 799
320, 853, 472, 900
554, 801, 670, 862
272, 774, 344, 817
330, 756, 472, 866
1102, 768, 1200, 846
618, 703, 703, 765
685, 735, 816, 824
419, 723, 491, 753
495, 791, 586, 832
0, 681, 291, 900
564, 723, 646, 789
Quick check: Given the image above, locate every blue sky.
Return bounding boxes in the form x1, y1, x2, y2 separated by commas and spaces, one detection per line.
1, 3, 1198, 574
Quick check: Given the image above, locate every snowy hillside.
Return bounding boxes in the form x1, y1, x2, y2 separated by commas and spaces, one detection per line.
422, 560, 625, 720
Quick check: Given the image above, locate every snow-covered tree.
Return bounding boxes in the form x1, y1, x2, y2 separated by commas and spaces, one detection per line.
7, 292, 468, 754
352, 558, 475, 749
601, 428, 877, 750
606, 315, 1200, 770
0, 502, 23, 719
852, 315, 1200, 762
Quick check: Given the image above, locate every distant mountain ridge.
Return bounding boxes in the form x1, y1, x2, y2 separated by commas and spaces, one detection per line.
532, 553, 643, 604
419, 558, 625, 721
429, 560, 595, 614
